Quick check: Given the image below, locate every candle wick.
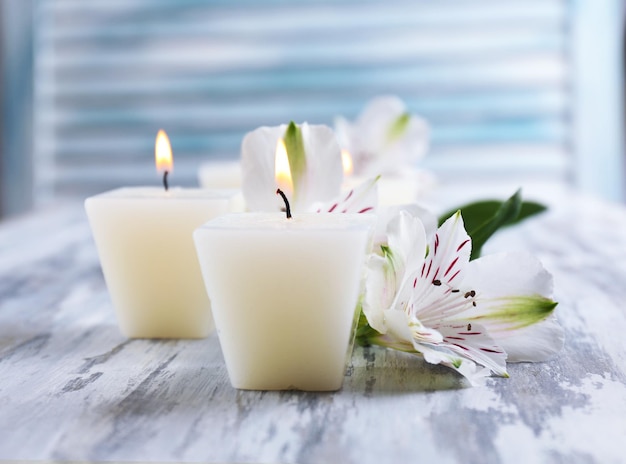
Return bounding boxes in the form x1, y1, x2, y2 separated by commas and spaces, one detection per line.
276, 189, 292, 219
163, 171, 169, 191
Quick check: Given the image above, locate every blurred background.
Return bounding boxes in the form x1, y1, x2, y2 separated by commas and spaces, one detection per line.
0, 0, 624, 219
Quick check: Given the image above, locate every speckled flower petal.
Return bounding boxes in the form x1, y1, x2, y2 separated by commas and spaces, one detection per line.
458, 252, 563, 361
410, 212, 472, 323
432, 322, 508, 376
414, 322, 507, 385
426, 212, 471, 284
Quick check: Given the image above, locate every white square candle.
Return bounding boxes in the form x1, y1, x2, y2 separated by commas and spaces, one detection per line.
194, 212, 376, 391
198, 160, 241, 189
85, 187, 241, 339
344, 170, 429, 206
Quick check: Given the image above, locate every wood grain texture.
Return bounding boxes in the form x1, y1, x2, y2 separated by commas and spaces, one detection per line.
0, 192, 625, 464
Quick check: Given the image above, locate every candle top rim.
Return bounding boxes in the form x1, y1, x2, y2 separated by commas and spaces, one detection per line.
86, 187, 240, 200
347, 167, 423, 181
197, 212, 376, 231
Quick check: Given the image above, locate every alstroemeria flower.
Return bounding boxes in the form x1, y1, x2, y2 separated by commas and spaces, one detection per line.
362, 210, 563, 386
241, 122, 343, 213
334, 96, 430, 176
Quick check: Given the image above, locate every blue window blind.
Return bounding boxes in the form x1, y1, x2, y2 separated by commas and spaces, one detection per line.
32, 0, 622, 203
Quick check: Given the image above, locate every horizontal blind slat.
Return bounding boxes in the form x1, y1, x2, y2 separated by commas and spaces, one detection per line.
33, 0, 572, 201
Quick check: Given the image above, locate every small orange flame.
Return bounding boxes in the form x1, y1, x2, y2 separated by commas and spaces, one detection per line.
275, 138, 293, 193
341, 149, 354, 176
155, 129, 173, 173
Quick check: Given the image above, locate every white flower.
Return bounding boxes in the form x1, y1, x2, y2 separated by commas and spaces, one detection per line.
335, 96, 430, 176
241, 122, 343, 213
362, 209, 563, 386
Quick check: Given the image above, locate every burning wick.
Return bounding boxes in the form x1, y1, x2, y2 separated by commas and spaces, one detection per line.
163, 171, 169, 192
276, 188, 292, 219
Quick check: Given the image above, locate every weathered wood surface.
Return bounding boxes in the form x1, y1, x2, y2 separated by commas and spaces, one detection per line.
1, 191, 625, 464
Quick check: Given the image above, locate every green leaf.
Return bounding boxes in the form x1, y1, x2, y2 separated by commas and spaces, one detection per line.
438, 199, 547, 230
387, 112, 411, 143
469, 189, 522, 259
438, 190, 548, 260
517, 201, 548, 222
282, 121, 307, 199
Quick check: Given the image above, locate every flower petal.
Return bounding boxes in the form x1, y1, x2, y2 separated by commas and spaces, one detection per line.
386, 306, 421, 345
241, 125, 284, 212
435, 322, 508, 376
362, 254, 392, 333
297, 123, 343, 211
411, 212, 472, 323
424, 212, 471, 284
415, 342, 494, 387
459, 252, 563, 361
348, 96, 407, 170
452, 361, 493, 387
491, 315, 564, 362
240, 123, 343, 213
335, 95, 430, 176
283, 121, 307, 198
405, 308, 444, 344
407, 321, 507, 385
362, 209, 427, 335
376, 114, 429, 174
372, 204, 436, 246
386, 210, 427, 274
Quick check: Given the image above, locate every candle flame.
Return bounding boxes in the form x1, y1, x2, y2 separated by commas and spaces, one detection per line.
155, 129, 173, 173
341, 149, 354, 176
275, 138, 293, 193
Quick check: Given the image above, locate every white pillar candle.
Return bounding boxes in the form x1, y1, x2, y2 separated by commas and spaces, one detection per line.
85, 187, 241, 339
198, 160, 241, 189
344, 168, 436, 206
194, 212, 375, 391
345, 176, 416, 205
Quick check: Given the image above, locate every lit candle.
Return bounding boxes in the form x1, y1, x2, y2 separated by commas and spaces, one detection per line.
198, 160, 242, 189
85, 130, 241, 338
193, 206, 375, 391
341, 149, 424, 205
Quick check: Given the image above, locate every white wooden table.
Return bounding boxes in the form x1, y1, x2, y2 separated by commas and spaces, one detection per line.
1, 188, 625, 464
